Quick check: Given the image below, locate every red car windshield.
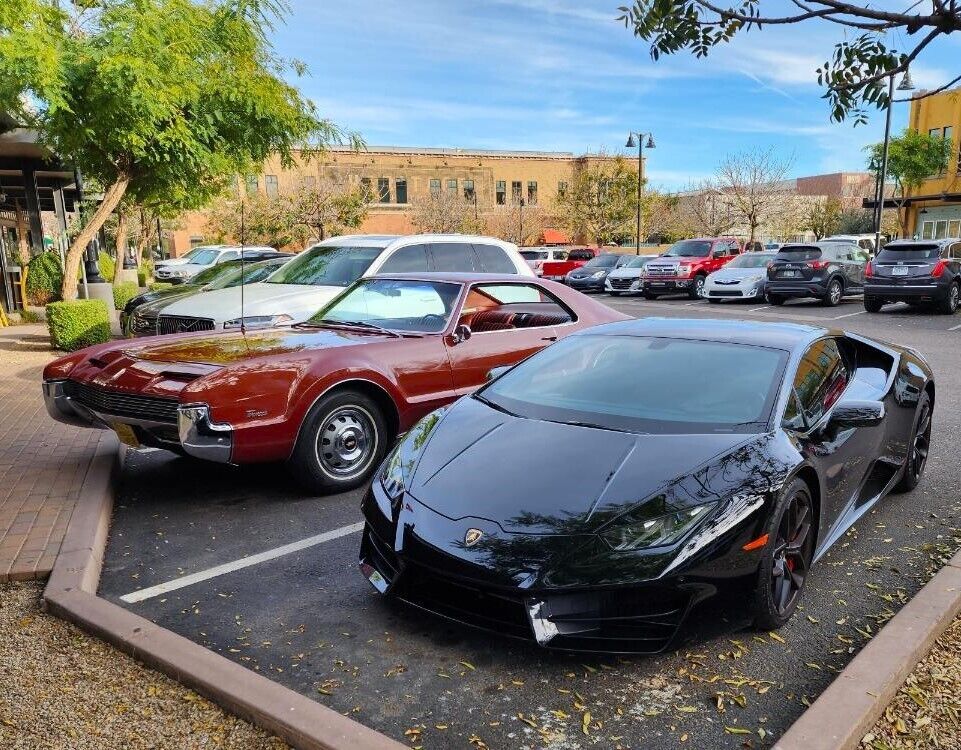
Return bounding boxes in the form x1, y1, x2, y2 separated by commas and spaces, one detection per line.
663, 240, 712, 258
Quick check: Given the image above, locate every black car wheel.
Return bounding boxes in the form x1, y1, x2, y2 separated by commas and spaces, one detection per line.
894, 392, 932, 493
821, 278, 843, 307
610, 291, 622, 297
767, 293, 785, 306
689, 274, 706, 299
864, 296, 884, 313
708, 298, 721, 304
643, 291, 659, 300
937, 282, 960, 315
752, 479, 815, 630
288, 388, 388, 495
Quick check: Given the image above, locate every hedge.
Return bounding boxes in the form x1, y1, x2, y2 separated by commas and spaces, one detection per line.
46, 299, 111, 351
137, 269, 148, 287
113, 281, 139, 310
25, 252, 64, 306
98, 250, 115, 282
147, 282, 174, 292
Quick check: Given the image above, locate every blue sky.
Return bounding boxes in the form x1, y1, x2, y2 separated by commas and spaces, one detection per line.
275, 0, 958, 190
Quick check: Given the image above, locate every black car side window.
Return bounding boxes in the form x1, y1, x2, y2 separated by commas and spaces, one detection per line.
791, 339, 849, 427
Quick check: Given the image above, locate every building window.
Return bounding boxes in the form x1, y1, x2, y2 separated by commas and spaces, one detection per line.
957, 144, 961, 175
527, 181, 537, 204
921, 221, 933, 240
496, 180, 506, 205
395, 178, 408, 204
378, 177, 390, 203
430, 178, 441, 195
557, 181, 568, 198
447, 179, 457, 195
944, 126, 953, 141
511, 181, 522, 202
265, 175, 278, 197
463, 179, 475, 201
245, 174, 259, 195
929, 128, 941, 138
303, 175, 316, 189
360, 177, 372, 201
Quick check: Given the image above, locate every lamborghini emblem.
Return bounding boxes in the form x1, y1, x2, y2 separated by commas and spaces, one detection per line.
464, 528, 484, 547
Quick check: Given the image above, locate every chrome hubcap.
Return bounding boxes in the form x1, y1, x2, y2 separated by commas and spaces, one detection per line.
316, 407, 376, 478
910, 403, 931, 480
830, 282, 841, 304
771, 493, 812, 615
695, 277, 705, 296
950, 285, 959, 312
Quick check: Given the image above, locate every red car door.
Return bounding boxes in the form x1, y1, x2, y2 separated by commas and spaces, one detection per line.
444, 281, 570, 394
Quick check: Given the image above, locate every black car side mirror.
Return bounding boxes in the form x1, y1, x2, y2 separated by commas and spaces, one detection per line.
828, 399, 885, 430
486, 365, 510, 382
450, 324, 472, 345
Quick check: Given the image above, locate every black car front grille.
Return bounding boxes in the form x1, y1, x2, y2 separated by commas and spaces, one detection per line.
157, 315, 215, 335
64, 380, 179, 424
609, 278, 634, 290
131, 313, 158, 336
709, 290, 742, 297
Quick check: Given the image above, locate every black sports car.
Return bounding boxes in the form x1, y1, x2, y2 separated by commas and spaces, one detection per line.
359, 318, 934, 653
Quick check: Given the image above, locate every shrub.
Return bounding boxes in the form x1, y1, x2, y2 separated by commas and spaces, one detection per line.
148, 282, 174, 292
113, 281, 139, 310
98, 250, 115, 282
19, 308, 43, 324
25, 252, 64, 306
137, 269, 148, 287
46, 300, 111, 351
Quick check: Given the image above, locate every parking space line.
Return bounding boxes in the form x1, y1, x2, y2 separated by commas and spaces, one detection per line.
832, 310, 868, 320
949, 323, 961, 331
748, 305, 771, 312
684, 300, 706, 306
119, 521, 365, 604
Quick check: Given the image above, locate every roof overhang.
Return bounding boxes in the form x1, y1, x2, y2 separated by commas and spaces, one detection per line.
863, 192, 961, 209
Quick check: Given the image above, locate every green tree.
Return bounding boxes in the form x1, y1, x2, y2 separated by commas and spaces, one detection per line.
804, 197, 843, 240
1, 0, 356, 300
556, 157, 638, 245
618, 1, 961, 123
866, 128, 951, 235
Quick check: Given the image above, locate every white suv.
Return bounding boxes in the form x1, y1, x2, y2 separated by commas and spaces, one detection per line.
154, 245, 277, 283
154, 234, 533, 333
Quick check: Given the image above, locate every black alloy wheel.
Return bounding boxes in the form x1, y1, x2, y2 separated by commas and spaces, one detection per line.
894, 392, 932, 493
767, 293, 785, 306
938, 282, 960, 315
864, 296, 884, 313
752, 479, 815, 630
643, 291, 659, 300
822, 277, 843, 307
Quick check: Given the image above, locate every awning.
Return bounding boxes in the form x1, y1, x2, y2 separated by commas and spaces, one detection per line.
540, 229, 571, 245
863, 192, 961, 209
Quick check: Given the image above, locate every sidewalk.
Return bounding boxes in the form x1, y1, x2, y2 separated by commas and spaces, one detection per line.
0, 324, 109, 581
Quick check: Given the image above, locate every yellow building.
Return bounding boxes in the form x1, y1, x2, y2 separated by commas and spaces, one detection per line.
901, 87, 961, 239
169, 146, 626, 254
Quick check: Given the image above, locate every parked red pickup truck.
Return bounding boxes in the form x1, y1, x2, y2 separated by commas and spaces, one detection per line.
540, 247, 599, 281
641, 237, 743, 299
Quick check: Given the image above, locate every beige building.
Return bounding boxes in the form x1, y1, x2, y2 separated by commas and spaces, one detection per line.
169, 146, 625, 254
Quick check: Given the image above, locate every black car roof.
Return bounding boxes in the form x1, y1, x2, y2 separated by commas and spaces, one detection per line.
579, 317, 829, 351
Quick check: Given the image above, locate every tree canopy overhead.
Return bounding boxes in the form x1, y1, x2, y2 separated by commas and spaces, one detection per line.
618, 0, 961, 124
1, 0, 359, 299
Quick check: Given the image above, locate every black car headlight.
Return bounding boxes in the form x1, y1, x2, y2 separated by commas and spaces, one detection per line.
379, 409, 446, 500
380, 445, 410, 500
599, 502, 716, 551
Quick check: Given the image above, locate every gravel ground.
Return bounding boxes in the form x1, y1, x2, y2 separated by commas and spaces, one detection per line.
861, 615, 961, 750
0, 582, 287, 750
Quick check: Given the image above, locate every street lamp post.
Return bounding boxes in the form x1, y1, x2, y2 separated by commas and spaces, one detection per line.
874, 69, 915, 249
626, 131, 655, 254
518, 197, 525, 246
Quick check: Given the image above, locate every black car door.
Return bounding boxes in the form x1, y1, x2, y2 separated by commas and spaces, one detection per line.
785, 338, 885, 549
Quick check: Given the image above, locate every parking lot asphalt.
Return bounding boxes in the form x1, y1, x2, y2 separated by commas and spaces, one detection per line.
98, 294, 961, 750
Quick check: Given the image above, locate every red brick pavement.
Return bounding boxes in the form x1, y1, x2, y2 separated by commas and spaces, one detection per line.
0, 324, 111, 581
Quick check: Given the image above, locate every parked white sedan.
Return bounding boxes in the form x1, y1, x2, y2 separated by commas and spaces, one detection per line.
604, 254, 659, 295
153, 234, 533, 334
702, 252, 777, 303
154, 245, 278, 283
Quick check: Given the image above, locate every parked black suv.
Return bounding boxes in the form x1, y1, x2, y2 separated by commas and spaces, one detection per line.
766, 242, 868, 306
863, 238, 961, 314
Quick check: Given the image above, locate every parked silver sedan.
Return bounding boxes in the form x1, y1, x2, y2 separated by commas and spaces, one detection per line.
604, 254, 659, 295
703, 252, 776, 303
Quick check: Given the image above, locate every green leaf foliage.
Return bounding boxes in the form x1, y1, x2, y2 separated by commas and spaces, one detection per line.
46, 299, 111, 351
25, 251, 64, 305
147, 281, 175, 292
112, 281, 139, 310
97, 251, 115, 283
866, 129, 953, 195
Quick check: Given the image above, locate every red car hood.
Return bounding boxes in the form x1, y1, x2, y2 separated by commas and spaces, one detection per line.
123, 326, 387, 366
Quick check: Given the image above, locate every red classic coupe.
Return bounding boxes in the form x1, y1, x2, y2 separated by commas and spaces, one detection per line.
43, 273, 626, 493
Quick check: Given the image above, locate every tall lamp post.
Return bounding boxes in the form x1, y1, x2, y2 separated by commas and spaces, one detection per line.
626, 131, 655, 254
874, 68, 915, 249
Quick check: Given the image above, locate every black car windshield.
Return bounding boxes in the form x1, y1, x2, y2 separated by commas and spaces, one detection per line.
879, 243, 941, 261
205, 260, 287, 290
727, 253, 776, 268
584, 254, 621, 268
776, 246, 821, 261
190, 263, 237, 286
479, 334, 787, 434
308, 278, 461, 333
663, 240, 712, 257
266, 245, 382, 287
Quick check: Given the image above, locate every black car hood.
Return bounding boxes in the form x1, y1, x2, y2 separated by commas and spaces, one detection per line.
408, 397, 758, 535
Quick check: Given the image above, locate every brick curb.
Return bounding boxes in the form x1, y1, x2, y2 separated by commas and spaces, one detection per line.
774, 552, 961, 750
41, 440, 404, 750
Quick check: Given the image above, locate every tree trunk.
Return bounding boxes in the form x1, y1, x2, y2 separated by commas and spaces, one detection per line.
112, 211, 129, 284
61, 174, 131, 300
